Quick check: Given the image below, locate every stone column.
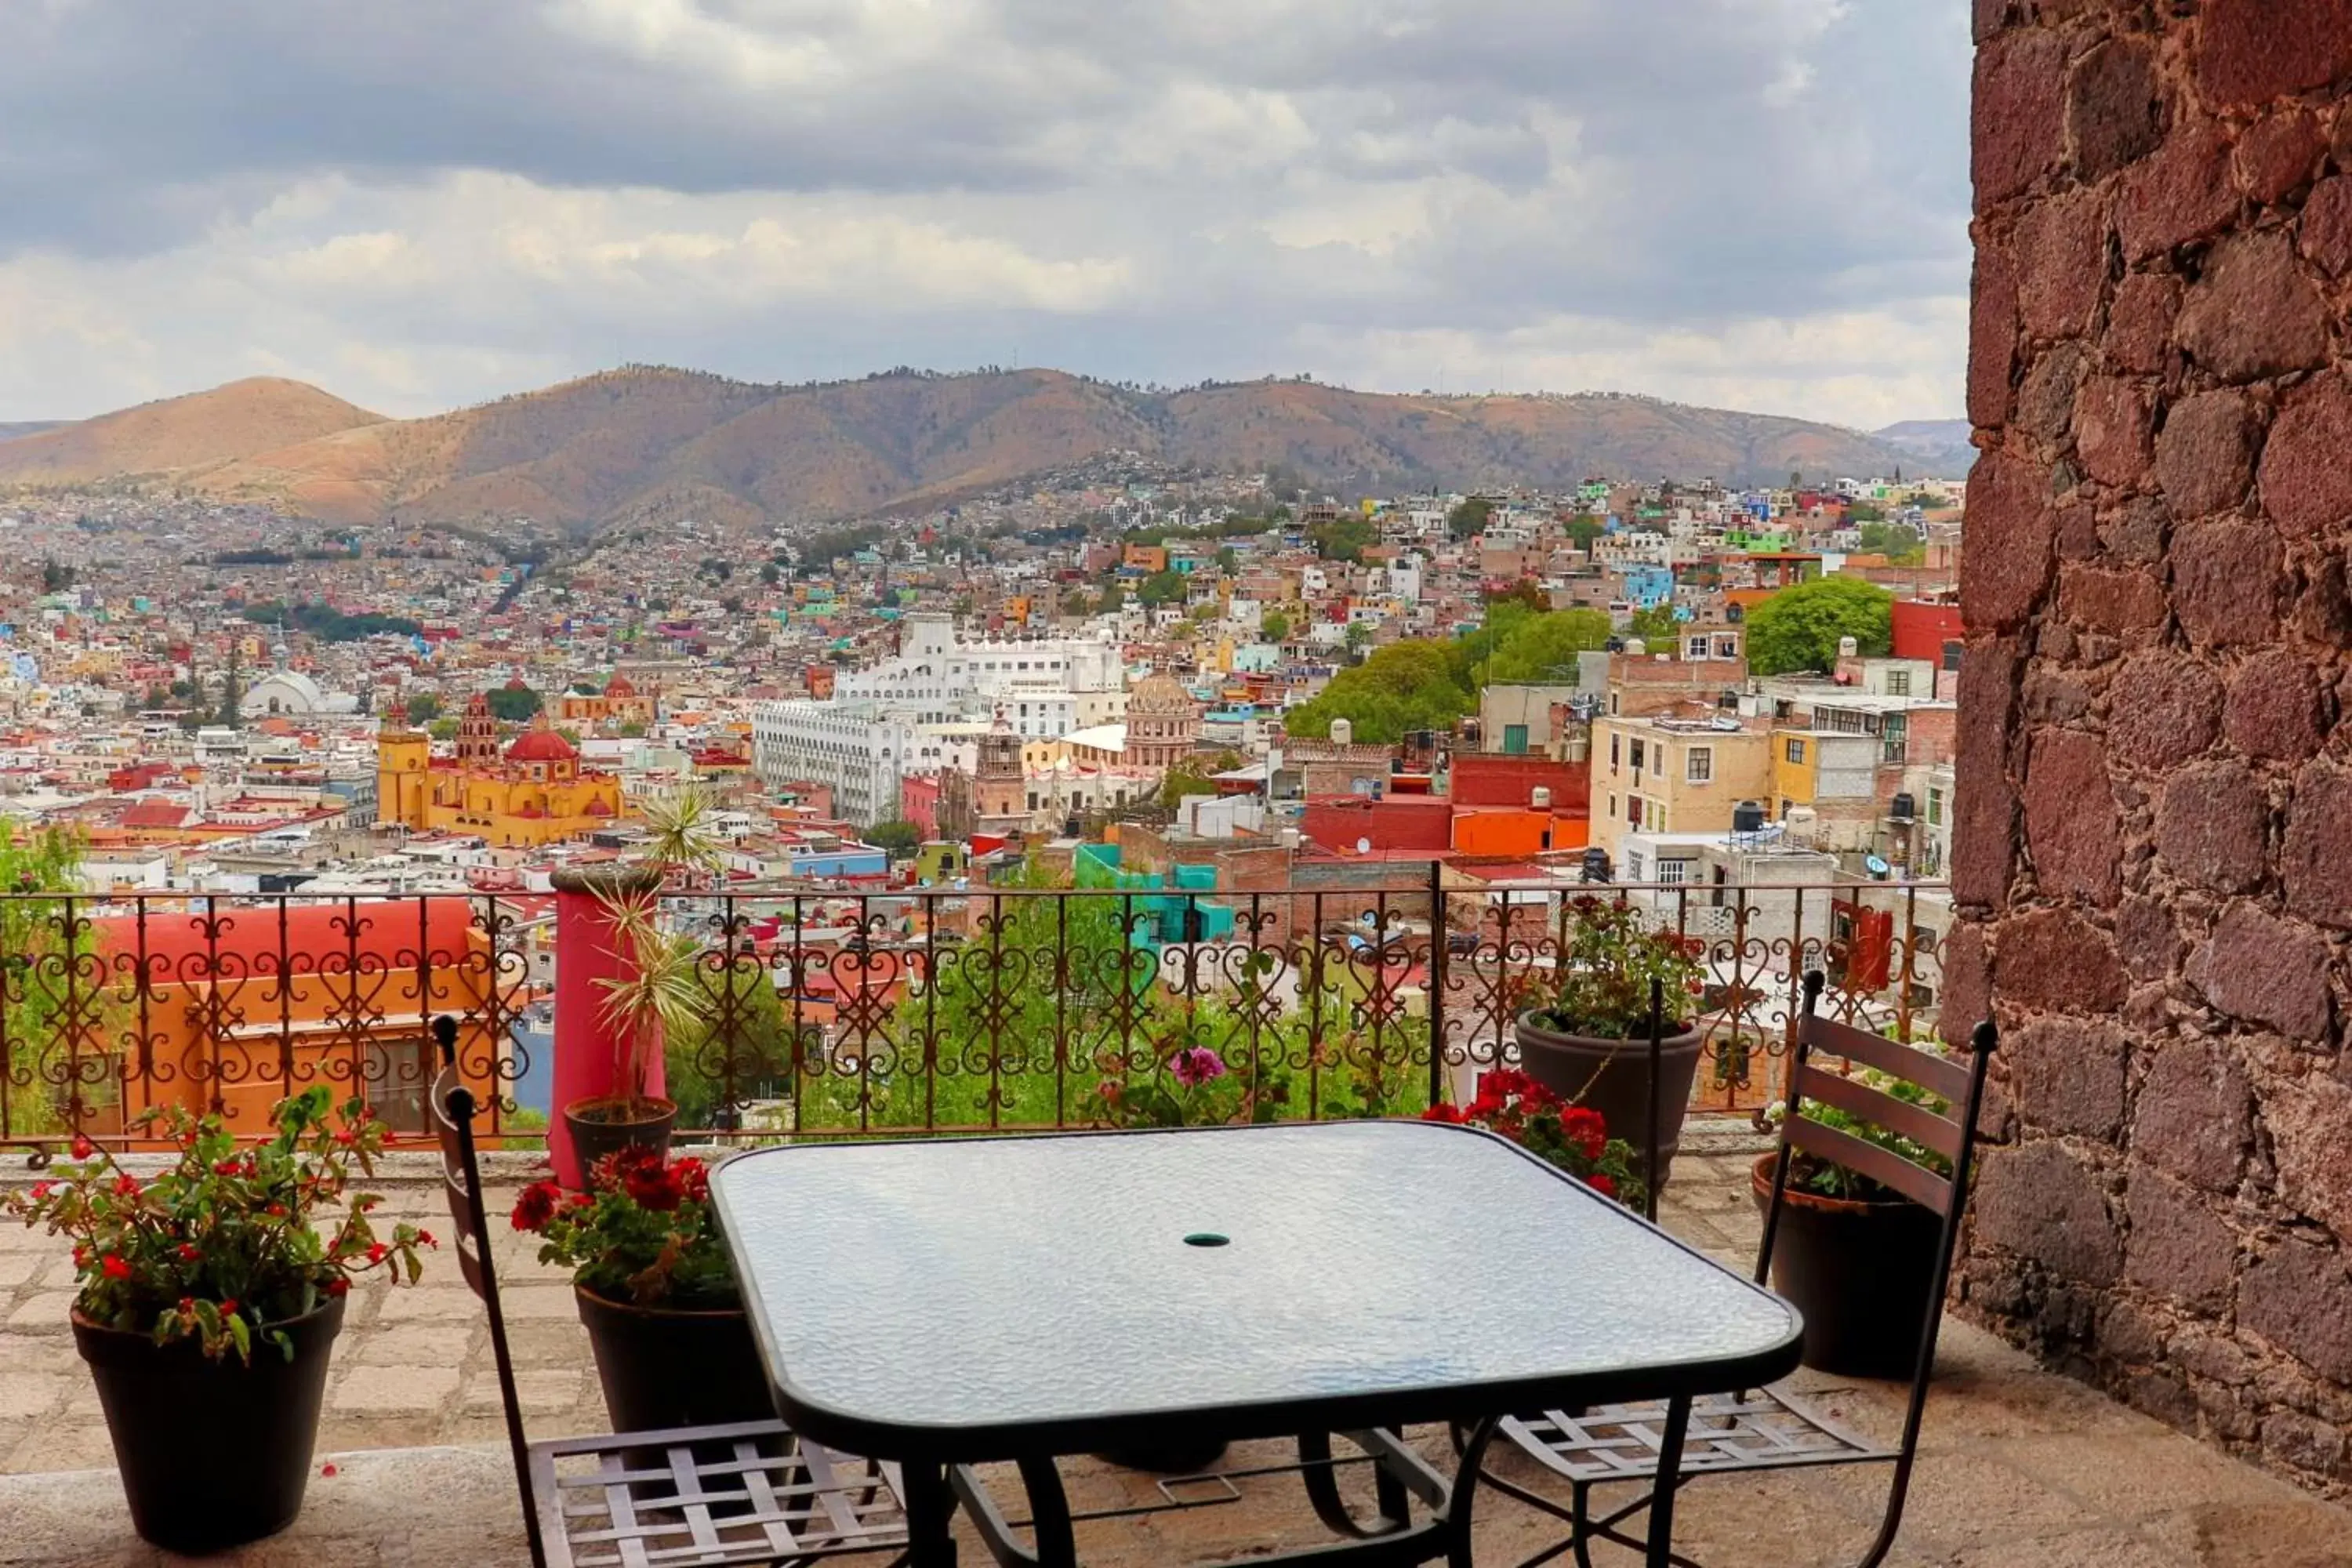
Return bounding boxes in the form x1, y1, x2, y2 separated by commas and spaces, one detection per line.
547, 865, 667, 1188
1960, 0, 2352, 1491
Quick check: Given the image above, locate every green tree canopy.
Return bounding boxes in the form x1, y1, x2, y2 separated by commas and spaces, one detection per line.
866, 820, 922, 857
1624, 604, 1679, 643
1283, 640, 1476, 745
485, 685, 543, 723
1138, 569, 1188, 607
1483, 608, 1612, 684
1857, 521, 1925, 564
1564, 515, 1605, 550
1309, 514, 1377, 562
404, 692, 442, 724
1744, 577, 1895, 675
1447, 496, 1493, 539
1260, 609, 1290, 642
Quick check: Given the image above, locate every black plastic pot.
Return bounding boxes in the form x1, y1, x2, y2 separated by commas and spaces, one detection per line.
74, 1294, 346, 1553
1751, 1153, 1944, 1378
1513, 1010, 1704, 1190
575, 1286, 774, 1432
563, 1095, 678, 1184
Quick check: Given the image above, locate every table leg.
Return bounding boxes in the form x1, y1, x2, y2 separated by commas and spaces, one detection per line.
1645, 1395, 1692, 1568
905, 1461, 959, 1566
1446, 1416, 1500, 1568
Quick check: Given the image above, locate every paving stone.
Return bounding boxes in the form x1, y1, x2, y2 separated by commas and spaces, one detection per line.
368, 1287, 481, 1323
459, 1368, 582, 1416
329, 1365, 461, 1416
0, 1374, 72, 1422
344, 1323, 477, 1368
0, 1255, 44, 1289
4, 1293, 78, 1333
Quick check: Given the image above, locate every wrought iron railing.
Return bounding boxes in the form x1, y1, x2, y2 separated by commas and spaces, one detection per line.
0, 872, 1949, 1149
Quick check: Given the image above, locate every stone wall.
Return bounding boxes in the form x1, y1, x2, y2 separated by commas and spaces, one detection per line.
1959, 0, 2352, 1496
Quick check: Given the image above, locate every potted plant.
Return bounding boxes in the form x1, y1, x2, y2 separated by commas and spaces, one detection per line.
1512, 896, 1707, 1189
1755, 1069, 1951, 1377
511, 1145, 771, 1432
1423, 1066, 1649, 1211
3, 1091, 431, 1553
561, 786, 724, 1171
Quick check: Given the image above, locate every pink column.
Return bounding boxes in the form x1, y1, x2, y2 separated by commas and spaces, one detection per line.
548, 865, 666, 1188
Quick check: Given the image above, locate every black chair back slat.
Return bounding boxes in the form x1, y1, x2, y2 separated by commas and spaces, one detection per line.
1788, 1060, 1965, 1165
1780, 1115, 1955, 1215
1796, 1013, 1971, 1104
427, 1014, 550, 1568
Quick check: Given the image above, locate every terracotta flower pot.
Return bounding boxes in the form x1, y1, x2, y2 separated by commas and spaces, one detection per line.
74, 1294, 347, 1553
573, 1284, 772, 1432
562, 1095, 678, 1183
1750, 1153, 1944, 1378
1512, 1010, 1703, 1190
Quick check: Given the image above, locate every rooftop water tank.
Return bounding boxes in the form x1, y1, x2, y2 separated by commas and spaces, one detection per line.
1531, 786, 1553, 810
1732, 799, 1766, 834
1330, 717, 1353, 746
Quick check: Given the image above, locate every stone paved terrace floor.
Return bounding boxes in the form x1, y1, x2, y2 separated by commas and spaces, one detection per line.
4, 1134, 2352, 1565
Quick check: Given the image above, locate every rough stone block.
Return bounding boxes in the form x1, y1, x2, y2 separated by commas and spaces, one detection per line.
2105, 273, 2180, 376
2074, 374, 2155, 488
2114, 896, 2182, 983
2057, 564, 2166, 635
2009, 1016, 2129, 1140
1970, 241, 2022, 428
2132, 1040, 2251, 1192
2018, 188, 2111, 339
2019, 342, 2089, 442
2259, 372, 2352, 536
2107, 651, 2222, 771
2299, 173, 2352, 274
2241, 1240, 2352, 1383
2175, 231, 2331, 383
2068, 37, 2162, 183
1975, 28, 2069, 209
2024, 728, 2121, 902
1963, 452, 2057, 633
2117, 121, 2239, 262
2154, 389, 2260, 521
2170, 518, 2284, 648
2224, 650, 2328, 762
2281, 759, 2352, 930
2237, 109, 2327, 203
2124, 1170, 2238, 1313
2196, 0, 2352, 109
1974, 1141, 2123, 1287
1994, 906, 2129, 1014
2155, 760, 2270, 895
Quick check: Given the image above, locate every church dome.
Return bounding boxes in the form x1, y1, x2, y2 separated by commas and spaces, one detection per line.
604, 671, 636, 697
506, 723, 579, 764
1128, 675, 1196, 715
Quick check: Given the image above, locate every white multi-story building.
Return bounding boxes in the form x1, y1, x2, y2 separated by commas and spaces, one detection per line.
750, 702, 946, 826
833, 613, 1122, 721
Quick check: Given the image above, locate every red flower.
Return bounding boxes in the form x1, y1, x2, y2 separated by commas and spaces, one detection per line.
176, 1243, 201, 1263
1586, 1174, 1617, 1199
672, 1159, 709, 1204
1559, 1107, 1608, 1162
100, 1254, 132, 1281
220, 1299, 238, 1317
29, 1180, 52, 1200
334, 1128, 357, 1147
1420, 1104, 1465, 1124
366, 1243, 389, 1265
177, 1296, 194, 1314
415, 1229, 437, 1247
510, 1181, 561, 1232
212, 1160, 243, 1177
112, 1174, 141, 1200
266, 1203, 288, 1218
622, 1162, 684, 1213
71, 1135, 93, 1160
325, 1276, 351, 1297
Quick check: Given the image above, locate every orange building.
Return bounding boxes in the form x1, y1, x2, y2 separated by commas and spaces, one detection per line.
554, 670, 657, 729
80, 899, 508, 1141
378, 695, 626, 848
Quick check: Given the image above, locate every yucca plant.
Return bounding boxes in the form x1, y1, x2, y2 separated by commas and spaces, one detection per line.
590, 892, 705, 1112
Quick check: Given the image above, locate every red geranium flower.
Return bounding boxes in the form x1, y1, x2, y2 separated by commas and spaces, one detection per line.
326, 1276, 351, 1297
366, 1243, 389, 1265
112, 1173, 141, 1200
100, 1254, 131, 1281
1587, 1174, 1617, 1199
71, 1135, 94, 1160
176, 1243, 201, 1263
622, 1162, 684, 1213
510, 1180, 561, 1232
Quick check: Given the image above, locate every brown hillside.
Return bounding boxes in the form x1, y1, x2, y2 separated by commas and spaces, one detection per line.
33, 367, 1933, 526
0, 379, 384, 485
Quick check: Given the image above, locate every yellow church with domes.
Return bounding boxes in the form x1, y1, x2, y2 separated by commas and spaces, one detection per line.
377, 694, 626, 847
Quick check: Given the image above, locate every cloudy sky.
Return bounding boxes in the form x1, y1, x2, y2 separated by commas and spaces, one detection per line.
2, 1, 1971, 430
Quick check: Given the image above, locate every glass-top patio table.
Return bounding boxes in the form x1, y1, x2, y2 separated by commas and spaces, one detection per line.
712, 1120, 1803, 1566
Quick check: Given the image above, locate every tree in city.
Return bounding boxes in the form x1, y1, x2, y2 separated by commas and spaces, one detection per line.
214, 639, 243, 725
405, 692, 442, 725
1564, 515, 1604, 550
1098, 582, 1125, 613
1482, 608, 1612, 684
866, 820, 923, 858
1447, 497, 1493, 539
486, 684, 543, 723
1216, 546, 1239, 575
1743, 576, 1895, 675
1158, 750, 1241, 809
1309, 514, 1377, 562
1624, 604, 1679, 644
40, 561, 74, 593
1138, 569, 1188, 608
1283, 640, 1476, 745
1857, 521, 1925, 563
1260, 609, 1291, 642
758, 561, 782, 587
1062, 589, 1094, 616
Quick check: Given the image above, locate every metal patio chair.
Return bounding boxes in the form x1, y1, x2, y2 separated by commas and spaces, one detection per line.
426, 1016, 912, 1568
1476, 971, 1998, 1568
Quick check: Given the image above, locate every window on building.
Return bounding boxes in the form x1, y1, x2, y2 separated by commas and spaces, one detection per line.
1610, 733, 1621, 771
1686, 635, 1708, 659
1784, 737, 1806, 765
1627, 793, 1642, 826
1657, 858, 1689, 885
1715, 635, 1740, 659
1885, 669, 1911, 697
1630, 739, 1646, 771
1927, 786, 1945, 826
1502, 724, 1529, 756
1607, 793, 1617, 817
1686, 747, 1713, 783
1646, 797, 1664, 830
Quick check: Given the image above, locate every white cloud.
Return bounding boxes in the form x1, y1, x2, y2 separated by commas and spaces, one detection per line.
0, 0, 1971, 429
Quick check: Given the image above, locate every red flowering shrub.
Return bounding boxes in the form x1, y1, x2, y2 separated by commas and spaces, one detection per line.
2, 1088, 432, 1362
1424, 1068, 1647, 1209
511, 1148, 733, 1308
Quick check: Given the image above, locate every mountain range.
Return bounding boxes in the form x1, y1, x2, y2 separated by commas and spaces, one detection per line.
0, 368, 1966, 530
